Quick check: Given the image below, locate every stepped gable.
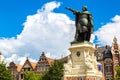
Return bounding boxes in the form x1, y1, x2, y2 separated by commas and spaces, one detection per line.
8, 61, 17, 70
36, 52, 54, 72
8, 61, 22, 80
8, 61, 22, 72
112, 36, 119, 50
37, 52, 54, 65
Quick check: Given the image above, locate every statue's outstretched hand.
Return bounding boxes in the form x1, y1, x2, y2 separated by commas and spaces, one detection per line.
65, 7, 71, 10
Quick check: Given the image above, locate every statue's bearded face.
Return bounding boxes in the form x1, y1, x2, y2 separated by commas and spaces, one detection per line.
82, 6, 87, 11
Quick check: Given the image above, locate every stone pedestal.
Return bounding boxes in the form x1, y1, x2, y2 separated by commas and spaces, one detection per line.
63, 42, 103, 80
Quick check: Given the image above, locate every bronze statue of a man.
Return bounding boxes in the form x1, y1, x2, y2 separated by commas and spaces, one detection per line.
66, 6, 94, 42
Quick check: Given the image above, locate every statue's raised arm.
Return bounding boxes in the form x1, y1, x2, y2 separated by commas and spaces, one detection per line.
65, 7, 79, 14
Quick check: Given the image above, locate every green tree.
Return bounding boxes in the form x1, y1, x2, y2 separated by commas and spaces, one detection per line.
43, 60, 64, 80
116, 66, 120, 80
0, 62, 12, 80
24, 71, 43, 80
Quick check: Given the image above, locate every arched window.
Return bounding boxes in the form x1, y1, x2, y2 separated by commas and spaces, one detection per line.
114, 51, 119, 66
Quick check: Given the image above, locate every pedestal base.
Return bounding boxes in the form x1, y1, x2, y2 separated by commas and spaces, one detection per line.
63, 42, 103, 80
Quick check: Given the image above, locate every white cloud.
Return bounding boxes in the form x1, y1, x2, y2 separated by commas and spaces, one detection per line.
112, 15, 120, 22
0, 1, 75, 65
4, 54, 37, 65
41, 1, 61, 12
2, 1, 119, 65
0, 38, 24, 55
94, 15, 120, 46
0, 54, 4, 62
18, 1, 74, 59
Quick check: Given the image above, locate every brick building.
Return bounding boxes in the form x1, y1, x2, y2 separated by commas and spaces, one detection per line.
8, 52, 54, 80
95, 37, 120, 80
8, 62, 22, 80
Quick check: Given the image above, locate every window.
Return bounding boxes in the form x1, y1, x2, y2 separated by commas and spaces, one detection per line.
106, 74, 113, 80
28, 68, 30, 71
105, 63, 113, 73
43, 66, 46, 71
40, 66, 42, 71
21, 74, 24, 79
40, 58, 46, 61
24, 68, 27, 71
114, 52, 119, 66
24, 68, 30, 71
97, 53, 103, 60
115, 54, 119, 60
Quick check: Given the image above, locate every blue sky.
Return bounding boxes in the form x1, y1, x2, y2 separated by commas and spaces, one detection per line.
0, 0, 120, 64
0, 0, 120, 37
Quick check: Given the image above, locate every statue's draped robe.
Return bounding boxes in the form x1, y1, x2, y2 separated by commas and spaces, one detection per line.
74, 11, 93, 42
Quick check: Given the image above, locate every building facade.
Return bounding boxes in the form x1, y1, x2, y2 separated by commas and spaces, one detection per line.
8, 52, 54, 80
95, 37, 120, 80
8, 62, 22, 80
36, 52, 54, 73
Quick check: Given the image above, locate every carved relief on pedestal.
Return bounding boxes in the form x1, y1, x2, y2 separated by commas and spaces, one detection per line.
74, 58, 84, 62
85, 55, 94, 70
64, 55, 72, 74
64, 43, 103, 80
64, 64, 71, 74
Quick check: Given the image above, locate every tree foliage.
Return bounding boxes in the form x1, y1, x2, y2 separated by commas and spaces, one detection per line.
116, 66, 120, 80
24, 60, 64, 80
0, 62, 12, 80
43, 60, 64, 80
24, 71, 43, 80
